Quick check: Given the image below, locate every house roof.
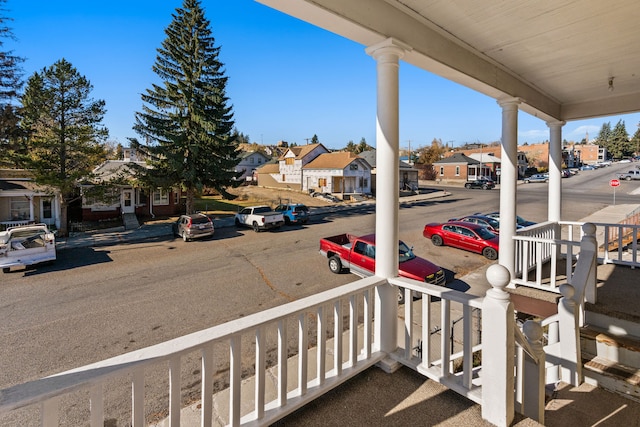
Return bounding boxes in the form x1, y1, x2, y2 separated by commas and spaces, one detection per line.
468, 153, 501, 164
279, 143, 327, 160
0, 179, 54, 194
238, 151, 270, 160
92, 160, 148, 182
256, 162, 280, 174
303, 151, 369, 170
359, 150, 416, 170
434, 153, 479, 165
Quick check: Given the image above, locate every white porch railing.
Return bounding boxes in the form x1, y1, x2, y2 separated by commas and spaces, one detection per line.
512, 220, 639, 293
0, 276, 386, 427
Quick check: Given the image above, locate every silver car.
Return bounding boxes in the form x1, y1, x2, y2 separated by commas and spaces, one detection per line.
173, 213, 214, 242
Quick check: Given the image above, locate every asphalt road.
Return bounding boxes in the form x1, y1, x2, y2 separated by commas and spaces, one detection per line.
1, 161, 638, 425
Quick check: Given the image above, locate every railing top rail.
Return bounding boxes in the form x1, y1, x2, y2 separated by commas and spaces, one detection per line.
388, 276, 484, 308
0, 275, 385, 412
511, 236, 577, 245
514, 326, 540, 364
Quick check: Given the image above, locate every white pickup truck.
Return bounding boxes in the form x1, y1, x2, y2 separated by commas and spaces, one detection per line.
234, 206, 285, 232
0, 223, 56, 273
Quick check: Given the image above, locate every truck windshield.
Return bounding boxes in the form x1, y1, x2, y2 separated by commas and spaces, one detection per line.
398, 241, 415, 263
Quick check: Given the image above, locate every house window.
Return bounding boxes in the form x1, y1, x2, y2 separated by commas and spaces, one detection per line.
455, 166, 460, 176
250, 157, 255, 164
10, 198, 29, 220
285, 158, 294, 165
258, 158, 262, 164
350, 164, 358, 170
319, 178, 327, 187
439, 166, 444, 176
42, 199, 53, 220
153, 190, 169, 205
174, 192, 179, 205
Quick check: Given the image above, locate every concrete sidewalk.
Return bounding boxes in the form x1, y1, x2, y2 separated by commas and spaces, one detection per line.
54, 189, 451, 251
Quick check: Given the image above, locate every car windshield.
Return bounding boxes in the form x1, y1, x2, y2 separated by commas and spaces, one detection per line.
398, 241, 415, 263
294, 206, 308, 212
484, 217, 500, 229
476, 227, 496, 240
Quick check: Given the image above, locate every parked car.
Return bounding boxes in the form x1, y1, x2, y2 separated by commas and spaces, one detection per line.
579, 164, 595, 171
423, 221, 499, 260
319, 233, 445, 303
484, 211, 536, 229
234, 205, 285, 232
523, 173, 549, 183
0, 223, 56, 273
173, 213, 214, 241
464, 179, 495, 190
448, 214, 500, 233
274, 203, 310, 225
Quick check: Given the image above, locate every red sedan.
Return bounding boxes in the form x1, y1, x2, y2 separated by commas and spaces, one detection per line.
423, 221, 499, 260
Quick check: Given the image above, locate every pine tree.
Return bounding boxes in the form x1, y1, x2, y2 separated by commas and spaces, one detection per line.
19, 59, 108, 236
609, 120, 632, 159
132, 0, 238, 214
0, 0, 24, 165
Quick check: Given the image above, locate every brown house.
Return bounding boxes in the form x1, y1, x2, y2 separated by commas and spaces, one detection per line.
433, 153, 479, 183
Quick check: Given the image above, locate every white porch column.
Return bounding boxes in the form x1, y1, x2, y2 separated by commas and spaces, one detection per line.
547, 120, 565, 222
366, 38, 411, 358
28, 195, 35, 221
497, 98, 520, 278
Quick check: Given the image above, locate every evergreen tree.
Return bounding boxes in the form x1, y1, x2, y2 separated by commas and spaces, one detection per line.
356, 137, 370, 153
132, 0, 238, 214
0, 0, 24, 165
19, 59, 108, 236
608, 120, 632, 159
631, 124, 640, 156
596, 122, 612, 146
344, 140, 357, 153
311, 134, 319, 144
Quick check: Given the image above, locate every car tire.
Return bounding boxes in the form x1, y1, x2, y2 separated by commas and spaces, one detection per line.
482, 185, 489, 190
328, 255, 343, 274
544, 179, 549, 183
465, 183, 472, 189
284, 217, 291, 225
182, 232, 189, 242
483, 247, 498, 260
2, 267, 9, 273
431, 235, 443, 246
397, 287, 406, 305
626, 176, 632, 181
252, 222, 260, 232
235, 218, 241, 227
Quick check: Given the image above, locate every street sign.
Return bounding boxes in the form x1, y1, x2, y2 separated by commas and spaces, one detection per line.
610, 179, 620, 187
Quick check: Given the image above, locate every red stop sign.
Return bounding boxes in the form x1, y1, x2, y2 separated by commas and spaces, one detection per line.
610, 179, 620, 187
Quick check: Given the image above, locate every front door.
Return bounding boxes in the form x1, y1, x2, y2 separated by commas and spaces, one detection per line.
122, 189, 135, 214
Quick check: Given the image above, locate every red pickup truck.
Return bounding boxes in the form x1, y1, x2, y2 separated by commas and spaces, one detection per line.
319, 233, 446, 303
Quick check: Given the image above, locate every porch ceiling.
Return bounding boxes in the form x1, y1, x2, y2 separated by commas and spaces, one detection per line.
257, 0, 640, 122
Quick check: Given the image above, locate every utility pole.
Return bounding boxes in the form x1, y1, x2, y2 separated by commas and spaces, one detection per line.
406, 139, 412, 165
304, 138, 311, 145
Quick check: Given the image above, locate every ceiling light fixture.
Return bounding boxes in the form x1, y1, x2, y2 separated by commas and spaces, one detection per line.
608, 77, 615, 92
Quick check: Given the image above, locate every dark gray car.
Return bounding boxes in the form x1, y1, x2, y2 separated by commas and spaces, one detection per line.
173, 213, 214, 241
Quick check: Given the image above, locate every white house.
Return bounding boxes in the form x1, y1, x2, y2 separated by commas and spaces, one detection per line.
234, 151, 271, 182
0, 169, 61, 230
302, 151, 372, 196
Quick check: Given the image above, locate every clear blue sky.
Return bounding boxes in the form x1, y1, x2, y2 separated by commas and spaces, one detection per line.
6, 0, 640, 151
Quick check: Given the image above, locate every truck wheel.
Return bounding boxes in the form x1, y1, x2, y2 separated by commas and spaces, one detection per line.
182, 232, 189, 242
397, 287, 406, 304
2, 267, 9, 273
431, 235, 443, 246
626, 176, 632, 181
252, 222, 260, 232
328, 256, 342, 274
483, 247, 498, 260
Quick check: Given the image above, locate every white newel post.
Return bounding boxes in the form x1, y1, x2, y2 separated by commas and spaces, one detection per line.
557, 283, 583, 386
581, 223, 598, 305
366, 38, 411, 365
497, 98, 520, 280
522, 320, 545, 424
482, 264, 515, 427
